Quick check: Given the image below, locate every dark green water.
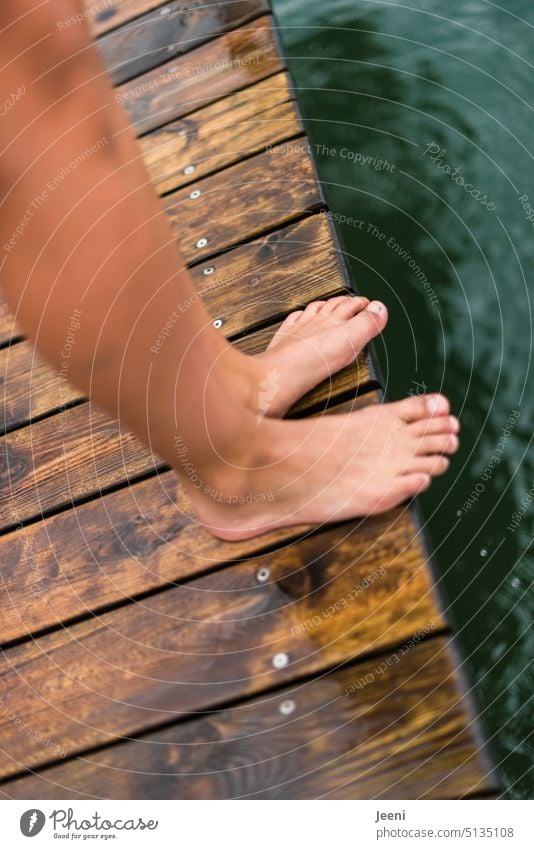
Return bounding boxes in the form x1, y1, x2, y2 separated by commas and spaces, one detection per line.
271, 0, 533, 797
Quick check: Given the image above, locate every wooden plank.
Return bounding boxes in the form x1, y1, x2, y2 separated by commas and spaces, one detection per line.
117, 18, 282, 135
0, 344, 81, 434
0, 402, 158, 529
0, 638, 493, 799
164, 143, 322, 263
140, 72, 301, 194
0, 300, 19, 348
0, 509, 443, 777
88, 1, 176, 37
0, 395, 376, 645
98, 0, 269, 85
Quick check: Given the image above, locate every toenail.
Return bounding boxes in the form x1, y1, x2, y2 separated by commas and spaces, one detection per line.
449, 415, 460, 432
427, 395, 448, 415
449, 435, 459, 450
367, 301, 384, 314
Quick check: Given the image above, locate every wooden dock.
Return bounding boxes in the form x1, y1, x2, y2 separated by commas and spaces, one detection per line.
0, 0, 497, 799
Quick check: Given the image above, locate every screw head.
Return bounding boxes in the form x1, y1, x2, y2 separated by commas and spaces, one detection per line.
203, 266, 215, 276
160, 6, 171, 14
184, 165, 195, 175
272, 652, 289, 669
279, 699, 296, 716
196, 238, 208, 249
249, 276, 260, 287
213, 318, 223, 329
189, 189, 201, 199
256, 566, 270, 583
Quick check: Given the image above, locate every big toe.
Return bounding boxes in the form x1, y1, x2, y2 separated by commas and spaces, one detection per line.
344, 300, 388, 350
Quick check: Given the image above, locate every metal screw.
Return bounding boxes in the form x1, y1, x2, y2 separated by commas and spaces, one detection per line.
272, 652, 289, 669
160, 6, 171, 14
184, 165, 195, 175
189, 189, 201, 199
196, 237, 208, 249
279, 699, 296, 716
249, 276, 260, 287
203, 266, 215, 276
213, 318, 223, 329
256, 566, 270, 583
511, 577, 520, 588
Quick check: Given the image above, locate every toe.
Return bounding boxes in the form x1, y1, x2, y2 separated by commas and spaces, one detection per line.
413, 415, 460, 436
412, 455, 451, 476
399, 472, 432, 500
416, 433, 459, 456
341, 300, 388, 350
325, 295, 369, 317
395, 393, 450, 422
303, 300, 327, 316
266, 309, 304, 350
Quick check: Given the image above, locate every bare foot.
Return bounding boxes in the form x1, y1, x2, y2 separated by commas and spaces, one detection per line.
185, 393, 460, 540
235, 295, 387, 419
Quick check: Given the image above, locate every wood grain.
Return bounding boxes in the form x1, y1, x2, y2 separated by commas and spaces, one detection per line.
88, 0, 177, 37
164, 142, 322, 263
140, 72, 301, 194
0, 299, 19, 348
0, 509, 442, 777
97, 0, 269, 85
0, 638, 493, 799
0, 394, 377, 645
117, 18, 282, 135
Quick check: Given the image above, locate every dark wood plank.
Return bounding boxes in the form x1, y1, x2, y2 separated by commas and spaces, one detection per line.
0, 300, 19, 348
98, 0, 269, 85
140, 72, 301, 194
187, 214, 349, 337
0, 344, 81, 434
0, 402, 158, 529
0, 638, 493, 799
164, 143, 322, 263
0, 509, 443, 777
88, 0, 176, 37
117, 17, 282, 135
0, 394, 377, 645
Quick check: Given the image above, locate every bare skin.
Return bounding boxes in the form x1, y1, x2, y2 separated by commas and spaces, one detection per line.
0, 1, 459, 541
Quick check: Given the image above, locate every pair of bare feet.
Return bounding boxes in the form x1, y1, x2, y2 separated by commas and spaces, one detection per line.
186, 295, 459, 540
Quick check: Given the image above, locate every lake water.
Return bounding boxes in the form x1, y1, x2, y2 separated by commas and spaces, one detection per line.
272, 0, 533, 798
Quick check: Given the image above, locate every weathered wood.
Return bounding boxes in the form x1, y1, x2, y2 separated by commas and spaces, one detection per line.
0, 299, 19, 347
0, 402, 158, 529
140, 72, 301, 194
98, 0, 269, 85
0, 509, 443, 777
164, 143, 322, 263
88, 0, 176, 37
0, 344, 81, 434
0, 638, 493, 799
117, 18, 282, 135
190, 214, 349, 337
0, 394, 377, 645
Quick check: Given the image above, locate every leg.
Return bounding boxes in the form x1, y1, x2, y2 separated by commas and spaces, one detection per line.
0, 1, 459, 539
